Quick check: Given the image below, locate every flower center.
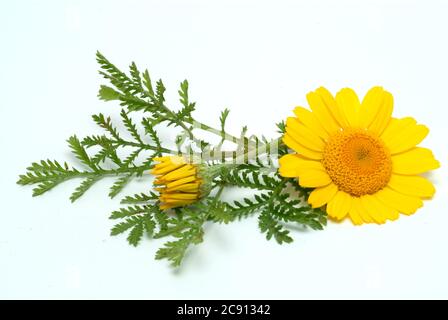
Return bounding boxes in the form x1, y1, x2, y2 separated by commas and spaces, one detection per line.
322, 129, 392, 197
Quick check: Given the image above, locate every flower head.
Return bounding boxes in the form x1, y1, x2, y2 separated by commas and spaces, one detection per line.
151, 156, 203, 210
279, 87, 440, 225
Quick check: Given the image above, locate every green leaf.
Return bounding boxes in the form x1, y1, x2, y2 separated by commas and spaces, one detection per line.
178, 80, 190, 107
155, 80, 165, 103
121, 192, 158, 204
276, 120, 286, 134
32, 180, 63, 197
121, 149, 142, 168
127, 222, 144, 247
109, 173, 133, 198
98, 85, 121, 101
96, 51, 140, 95
142, 118, 162, 154
111, 216, 142, 236
120, 109, 143, 143
228, 194, 269, 219
119, 94, 152, 112
222, 166, 279, 190
143, 214, 156, 236
67, 135, 97, 171
110, 205, 146, 219
155, 226, 204, 267
258, 210, 293, 244
129, 62, 143, 92
209, 202, 235, 224
219, 108, 230, 134
92, 114, 120, 140
25, 159, 68, 173
154, 210, 169, 232
70, 176, 99, 202
142, 69, 154, 96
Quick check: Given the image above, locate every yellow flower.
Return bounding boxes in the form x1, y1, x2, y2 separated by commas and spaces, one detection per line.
151, 156, 203, 210
279, 87, 440, 225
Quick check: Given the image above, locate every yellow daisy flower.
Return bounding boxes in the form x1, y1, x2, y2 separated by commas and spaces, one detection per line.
279, 87, 440, 225
151, 156, 203, 210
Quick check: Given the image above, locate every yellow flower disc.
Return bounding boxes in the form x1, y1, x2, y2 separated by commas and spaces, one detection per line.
322, 129, 392, 197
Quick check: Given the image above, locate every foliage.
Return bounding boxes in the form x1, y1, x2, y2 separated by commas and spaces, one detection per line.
18, 52, 327, 268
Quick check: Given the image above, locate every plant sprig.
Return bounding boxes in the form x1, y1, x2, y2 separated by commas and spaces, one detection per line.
18, 52, 327, 267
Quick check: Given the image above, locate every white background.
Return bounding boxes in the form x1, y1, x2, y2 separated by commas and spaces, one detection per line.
1, 0, 447, 299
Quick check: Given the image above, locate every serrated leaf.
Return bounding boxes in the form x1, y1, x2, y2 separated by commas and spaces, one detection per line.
143, 214, 156, 236
32, 180, 62, 197
121, 192, 158, 204
67, 135, 97, 170
219, 108, 230, 133
111, 216, 142, 236
109, 205, 145, 219
142, 69, 154, 96
258, 211, 293, 245
155, 227, 204, 267
127, 222, 144, 246
120, 109, 143, 143
92, 114, 121, 140
70, 176, 99, 202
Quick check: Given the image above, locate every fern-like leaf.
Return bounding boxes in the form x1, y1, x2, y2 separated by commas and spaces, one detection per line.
258, 210, 293, 244
70, 176, 99, 202
109, 173, 133, 198
67, 135, 97, 171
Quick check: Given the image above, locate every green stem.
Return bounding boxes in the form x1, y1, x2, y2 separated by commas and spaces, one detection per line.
160, 103, 195, 138
117, 139, 177, 154
133, 96, 266, 153
214, 185, 225, 199
68, 164, 152, 179
189, 120, 241, 144
134, 97, 283, 161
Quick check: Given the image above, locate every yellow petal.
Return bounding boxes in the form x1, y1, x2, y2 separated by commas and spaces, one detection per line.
359, 86, 385, 128
387, 174, 435, 198
361, 194, 399, 224
351, 197, 374, 224
282, 134, 323, 160
153, 156, 171, 162
279, 154, 325, 177
160, 165, 196, 181
326, 191, 352, 220
293, 106, 329, 140
368, 91, 393, 135
335, 88, 360, 127
375, 187, 423, 215
160, 198, 196, 208
152, 160, 172, 169
308, 183, 338, 208
315, 87, 348, 128
381, 117, 415, 142
348, 197, 364, 225
383, 119, 429, 154
360, 195, 386, 224
392, 147, 440, 175
160, 204, 177, 210
297, 169, 332, 188
306, 91, 341, 134
165, 182, 201, 193
286, 117, 325, 151
166, 176, 197, 188
161, 192, 198, 200
151, 163, 185, 175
